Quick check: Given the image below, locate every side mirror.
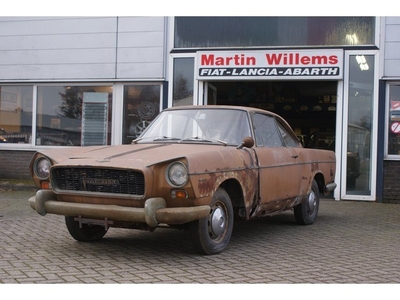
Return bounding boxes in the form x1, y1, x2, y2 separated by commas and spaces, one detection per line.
237, 136, 254, 149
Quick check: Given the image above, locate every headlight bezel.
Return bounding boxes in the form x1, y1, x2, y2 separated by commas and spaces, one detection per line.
33, 157, 51, 180
166, 161, 188, 187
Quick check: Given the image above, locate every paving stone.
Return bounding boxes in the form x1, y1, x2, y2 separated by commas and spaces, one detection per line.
1, 190, 400, 286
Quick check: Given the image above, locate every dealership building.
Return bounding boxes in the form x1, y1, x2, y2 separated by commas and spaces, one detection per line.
0, 16, 400, 203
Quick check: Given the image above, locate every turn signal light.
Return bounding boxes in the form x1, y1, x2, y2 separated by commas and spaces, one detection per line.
171, 190, 188, 199
41, 181, 51, 189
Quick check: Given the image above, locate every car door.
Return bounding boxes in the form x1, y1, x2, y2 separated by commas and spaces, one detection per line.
252, 113, 301, 211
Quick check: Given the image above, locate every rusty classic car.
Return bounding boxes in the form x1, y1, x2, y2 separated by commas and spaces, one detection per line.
29, 105, 337, 255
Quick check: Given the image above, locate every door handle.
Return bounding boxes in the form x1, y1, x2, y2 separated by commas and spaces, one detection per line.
291, 155, 298, 158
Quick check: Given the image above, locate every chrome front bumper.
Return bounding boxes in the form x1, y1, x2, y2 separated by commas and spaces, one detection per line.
29, 190, 210, 227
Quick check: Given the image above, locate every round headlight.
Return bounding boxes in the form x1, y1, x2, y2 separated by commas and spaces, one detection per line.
166, 162, 188, 187
34, 157, 51, 180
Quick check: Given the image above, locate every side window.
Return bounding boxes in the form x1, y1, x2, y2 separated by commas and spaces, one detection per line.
253, 113, 283, 147
276, 120, 300, 148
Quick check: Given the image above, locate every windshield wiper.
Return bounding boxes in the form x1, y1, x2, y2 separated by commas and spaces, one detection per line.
132, 136, 181, 143
183, 136, 227, 146
153, 136, 182, 141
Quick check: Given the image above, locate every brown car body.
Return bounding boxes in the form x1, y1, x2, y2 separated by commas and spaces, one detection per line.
29, 105, 336, 254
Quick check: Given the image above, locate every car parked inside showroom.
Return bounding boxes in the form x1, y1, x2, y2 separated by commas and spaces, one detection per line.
29, 105, 337, 255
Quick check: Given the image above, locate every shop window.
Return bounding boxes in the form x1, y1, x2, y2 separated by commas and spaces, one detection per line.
36, 85, 113, 146
174, 17, 375, 48
387, 84, 400, 156
0, 85, 33, 144
122, 85, 161, 144
172, 57, 194, 106
346, 54, 374, 195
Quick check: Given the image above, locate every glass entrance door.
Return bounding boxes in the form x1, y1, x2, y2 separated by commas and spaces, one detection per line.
204, 82, 217, 105
341, 51, 378, 200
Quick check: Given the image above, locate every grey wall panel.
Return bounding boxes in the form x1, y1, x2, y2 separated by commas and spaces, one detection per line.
0, 33, 116, 50
117, 17, 165, 32
116, 17, 165, 79
117, 47, 163, 63
384, 17, 400, 77
385, 42, 400, 59
118, 32, 164, 48
0, 64, 116, 80
385, 17, 400, 25
0, 17, 118, 80
0, 17, 117, 35
117, 62, 164, 79
384, 61, 400, 77
385, 24, 400, 42
0, 49, 116, 64
0, 16, 166, 81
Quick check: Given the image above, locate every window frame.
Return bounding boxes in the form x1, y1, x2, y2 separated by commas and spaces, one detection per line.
168, 53, 196, 107
34, 84, 114, 147
0, 84, 34, 150
173, 17, 377, 49
385, 81, 400, 160
121, 83, 163, 145
252, 112, 283, 148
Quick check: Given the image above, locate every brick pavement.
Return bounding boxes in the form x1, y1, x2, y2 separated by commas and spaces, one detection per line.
1, 190, 400, 285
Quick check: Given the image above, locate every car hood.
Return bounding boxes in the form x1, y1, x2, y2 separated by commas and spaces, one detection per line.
38, 143, 246, 171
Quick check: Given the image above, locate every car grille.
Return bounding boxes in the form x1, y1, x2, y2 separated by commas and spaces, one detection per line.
51, 167, 145, 195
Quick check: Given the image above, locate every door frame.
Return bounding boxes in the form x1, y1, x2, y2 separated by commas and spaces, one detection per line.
340, 50, 379, 201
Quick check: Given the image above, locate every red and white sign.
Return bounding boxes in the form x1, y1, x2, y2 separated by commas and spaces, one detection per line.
197, 49, 343, 80
391, 122, 400, 134
391, 100, 400, 111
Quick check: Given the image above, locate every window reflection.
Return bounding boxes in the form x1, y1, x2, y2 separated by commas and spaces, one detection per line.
175, 17, 375, 48
173, 58, 194, 106
253, 113, 283, 147
122, 84, 160, 144
346, 55, 374, 195
36, 86, 113, 146
0, 86, 33, 144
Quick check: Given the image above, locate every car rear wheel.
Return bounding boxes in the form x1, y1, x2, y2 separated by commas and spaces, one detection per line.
65, 216, 108, 242
294, 179, 320, 225
189, 188, 234, 255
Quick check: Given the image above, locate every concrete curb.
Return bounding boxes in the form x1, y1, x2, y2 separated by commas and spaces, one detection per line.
0, 179, 38, 192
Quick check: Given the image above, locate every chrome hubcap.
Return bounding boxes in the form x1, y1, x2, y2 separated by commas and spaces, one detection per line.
307, 191, 317, 215
210, 206, 226, 237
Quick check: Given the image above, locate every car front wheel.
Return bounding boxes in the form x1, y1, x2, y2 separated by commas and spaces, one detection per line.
65, 216, 108, 242
189, 188, 234, 255
294, 179, 320, 225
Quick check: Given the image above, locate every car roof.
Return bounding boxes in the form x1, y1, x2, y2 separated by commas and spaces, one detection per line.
163, 105, 280, 117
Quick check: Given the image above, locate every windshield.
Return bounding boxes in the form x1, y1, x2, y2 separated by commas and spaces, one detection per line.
137, 108, 252, 145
